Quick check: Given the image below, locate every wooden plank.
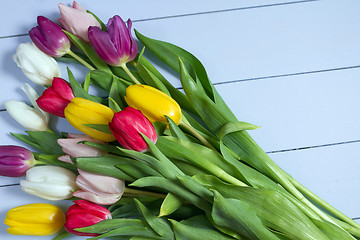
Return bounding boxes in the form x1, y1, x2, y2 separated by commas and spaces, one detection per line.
270, 141, 360, 219
0, 0, 300, 37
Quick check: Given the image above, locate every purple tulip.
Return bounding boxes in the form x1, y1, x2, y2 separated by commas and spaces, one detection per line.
29, 16, 71, 57
0, 146, 36, 177
88, 16, 137, 66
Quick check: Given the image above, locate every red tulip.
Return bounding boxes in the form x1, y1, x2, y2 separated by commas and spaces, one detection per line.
108, 107, 157, 152
64, 200, 111, 236
36, 77, 74, 117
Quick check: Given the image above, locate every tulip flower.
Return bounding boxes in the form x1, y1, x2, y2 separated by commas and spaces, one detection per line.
64, 97, 116, 142
0, 145, 36, 177
58, 1, 101, 42
36, 77, 75, 117
20, 165, 78, 200
64, 200, 112, 236
108, 106, 157, 152
13, 42, 60, 86
73, 169, 125, 205
4, 84, 49, 131
88, 16, 137, 66
125, 84, 182, 124
4, 203, 65, 236
29, 16, 71, 57
57, 133, 106, 163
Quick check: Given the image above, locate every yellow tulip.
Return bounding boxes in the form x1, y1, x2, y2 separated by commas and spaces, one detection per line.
4, 203, 65, 236
64, 97, 116, 142
125, 84, 182, 124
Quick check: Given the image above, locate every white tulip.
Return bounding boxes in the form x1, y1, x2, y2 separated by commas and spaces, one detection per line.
13, 42, 60, 86
20, 166, 78, 201
4, 84, 49, 131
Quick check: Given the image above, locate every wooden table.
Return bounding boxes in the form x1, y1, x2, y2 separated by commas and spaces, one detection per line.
0, 0, 359, 239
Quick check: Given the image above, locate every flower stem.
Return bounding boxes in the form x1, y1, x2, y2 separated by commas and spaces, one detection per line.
67, 50, 95, 70
289, 175, 360, 229
121, 63, 141, 84
124, 187, 166, 199
179, 120, 216, 151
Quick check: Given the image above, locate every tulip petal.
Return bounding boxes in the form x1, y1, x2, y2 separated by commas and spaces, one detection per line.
13, 43, 60, 86
88, 26, 121, 66
73, 190, 120, 205
4, 100, 48, 131
58, 3, 100, 42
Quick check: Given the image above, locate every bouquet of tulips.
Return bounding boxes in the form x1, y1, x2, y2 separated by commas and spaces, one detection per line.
2, 2, 360, 240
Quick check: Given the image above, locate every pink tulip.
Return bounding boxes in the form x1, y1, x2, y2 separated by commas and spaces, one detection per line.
108, 107, 157, 152
64, 200, 111, 236
0, 146, 35, 177
36, 77, 74, 117
57, 133, 105, 163
58, 1, 101, 42
73, 169, 125, 205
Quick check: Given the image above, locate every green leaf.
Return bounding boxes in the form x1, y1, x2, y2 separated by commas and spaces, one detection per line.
130, 176, 211, 212
134, 199, 175, 240
135, 30, 213, 100
87, 226, 165, 240
86, 10, 107, 31
76, 155, 134, 181
76, 219, 147, 234
211, 190, 279, 240
166, 116, 189, 140
152, 121, 167, 136
67, 68, 107, 104
159, 192, 184, 217
312, 219, 356, 240
169, 217, 235, 240
34, 153, 77, 172
64, 30, 110, 72
195, 176, 330, 240
11, 131, 63, 155
109, 74, 125, 111
52, 230, 71, 240
83, 124, 112, 134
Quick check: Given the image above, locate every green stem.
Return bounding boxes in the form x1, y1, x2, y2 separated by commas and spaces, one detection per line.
67, 50, 95, 70
179, 120, 217, 151
121, 63, 141, 84
124, 187, 166, 199
289, 175, 360, 230
34, 160, 47, 165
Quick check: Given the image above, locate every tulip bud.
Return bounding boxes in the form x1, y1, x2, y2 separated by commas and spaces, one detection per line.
125, 84, 182, 124
36, 77, 75, 117
4, 203, 65, 236
4, 84, 49, 132
73, 169, 125, 205
29, 16, 71, 57
20, 165, 78, 200
13, 42, 60, 86
64, 97, 116, 142
88, 16, 137, 66
58, 1, 101, 42
109, 107, 157, 152
57, 133, 106, 163
0, 145, 35, 177
64, 200, 112, 236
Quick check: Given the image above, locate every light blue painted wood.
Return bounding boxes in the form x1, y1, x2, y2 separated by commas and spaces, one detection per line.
0, 0, 359, 239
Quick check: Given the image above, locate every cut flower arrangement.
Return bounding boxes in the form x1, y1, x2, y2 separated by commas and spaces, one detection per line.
1, 2, 359, 240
